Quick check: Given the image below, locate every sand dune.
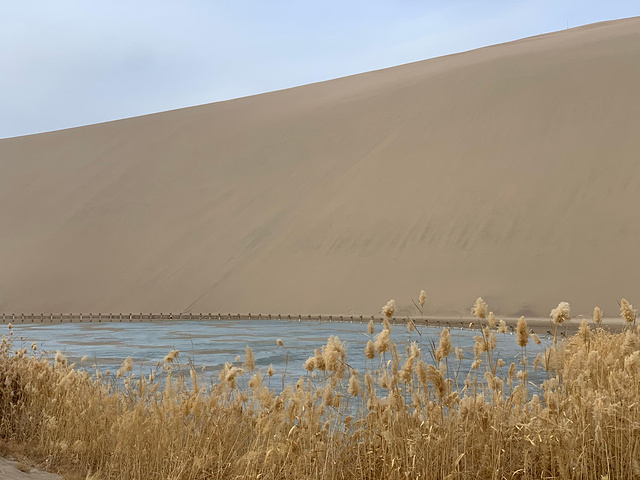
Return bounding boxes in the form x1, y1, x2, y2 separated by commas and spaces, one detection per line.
1, 18, 639, 318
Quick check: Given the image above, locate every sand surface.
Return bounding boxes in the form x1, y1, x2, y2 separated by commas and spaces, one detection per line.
1, 18, 639, 318
0, 458, 62, 480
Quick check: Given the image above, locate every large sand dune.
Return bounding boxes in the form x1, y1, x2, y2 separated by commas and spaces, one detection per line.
1, 18, 639, 318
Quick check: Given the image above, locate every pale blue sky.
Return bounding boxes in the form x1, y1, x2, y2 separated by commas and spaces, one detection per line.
1, 1, 638, 139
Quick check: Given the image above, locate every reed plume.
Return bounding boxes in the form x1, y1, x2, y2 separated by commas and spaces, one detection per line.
55, 350, 67, 368
435, 328, 451, 361
620, 298, 636, 324
516, 316, 528, 348
117, 357, 133, 377
498, 319, 507, 334
374, 328, 391, 354
472, 297, 488, 319
367, 318, 375, 335
365, 340, 376, 359
381, 299, 395, 318
244, 345, 256, 371
550, 301, 571, 325
164, 349, 179, 363
488, 311, 496, 328
593, 306, 603, 324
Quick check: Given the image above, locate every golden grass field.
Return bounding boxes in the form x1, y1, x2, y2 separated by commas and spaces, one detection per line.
1, 297, 639, 479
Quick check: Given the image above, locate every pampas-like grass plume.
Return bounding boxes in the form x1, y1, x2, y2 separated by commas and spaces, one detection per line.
117, 357, 133, 377
594, 306, 603, 324
219, 362, 244, 388
244, 345, 256, 371
530, 332, 541, 345
314, 348, 326, 371
516, 316, 528, 348
419, 290, 426, 308
472, 297, 488, 319
498, 319, 507, 334
620, 298, 636, 324
348, 371, 362, 397
322, 336, 346, 377
374, 328, 391, 354
365, 340, 375, 359
488, 311, 496, 329
367, 318, 375, 335
578, 318, 590, 343
304, 356, 316, 372
164, 350, 179, 363
382, 299, 395, 318
435, 328, 451, 361
550, 301, 571, 325
55, 350, 67, 368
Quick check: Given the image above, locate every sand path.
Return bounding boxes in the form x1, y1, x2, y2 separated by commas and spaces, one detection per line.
0, 458, 62, 480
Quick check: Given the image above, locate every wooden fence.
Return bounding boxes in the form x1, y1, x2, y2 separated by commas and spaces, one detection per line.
0, 312, 457, 326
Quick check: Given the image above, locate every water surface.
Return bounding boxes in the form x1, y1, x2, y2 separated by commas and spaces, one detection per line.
8, 320, 549, 386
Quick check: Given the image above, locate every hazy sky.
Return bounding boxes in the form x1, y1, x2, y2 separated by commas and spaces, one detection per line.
1, 1, 638, 139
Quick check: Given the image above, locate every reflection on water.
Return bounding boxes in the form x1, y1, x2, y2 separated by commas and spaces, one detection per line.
8, 320, 550, 386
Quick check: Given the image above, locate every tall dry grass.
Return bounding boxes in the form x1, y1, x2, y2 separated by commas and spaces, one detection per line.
1, 298, 639, 479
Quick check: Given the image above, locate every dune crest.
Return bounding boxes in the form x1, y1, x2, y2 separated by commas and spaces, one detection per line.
1, 18, 639, 317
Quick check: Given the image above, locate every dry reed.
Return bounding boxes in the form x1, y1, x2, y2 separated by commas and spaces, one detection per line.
1, 297, 639, 479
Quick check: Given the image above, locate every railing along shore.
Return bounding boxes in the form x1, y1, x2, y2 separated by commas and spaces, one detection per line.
0, 312, 457, 326
0, 313, 627, 335
0, 312, 407, 323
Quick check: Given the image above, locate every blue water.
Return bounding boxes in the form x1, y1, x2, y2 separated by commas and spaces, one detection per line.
6, 320, 549, 387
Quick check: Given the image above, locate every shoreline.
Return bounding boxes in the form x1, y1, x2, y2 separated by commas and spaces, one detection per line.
1, 313, 631, 336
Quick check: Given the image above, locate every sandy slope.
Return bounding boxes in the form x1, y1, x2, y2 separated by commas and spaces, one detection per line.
1, 18, 639, 318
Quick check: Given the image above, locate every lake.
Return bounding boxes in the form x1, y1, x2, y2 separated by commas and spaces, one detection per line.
6, 319, 550, 387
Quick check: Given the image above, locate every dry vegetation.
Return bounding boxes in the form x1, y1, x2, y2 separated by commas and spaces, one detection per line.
1, 298, 640, 479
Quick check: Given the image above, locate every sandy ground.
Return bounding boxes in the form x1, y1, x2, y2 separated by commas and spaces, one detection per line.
0, 18, 639, 318
0, 458, 62, 480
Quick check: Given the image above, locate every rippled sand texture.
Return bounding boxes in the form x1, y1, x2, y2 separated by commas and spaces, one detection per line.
0, 18, 639, 317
